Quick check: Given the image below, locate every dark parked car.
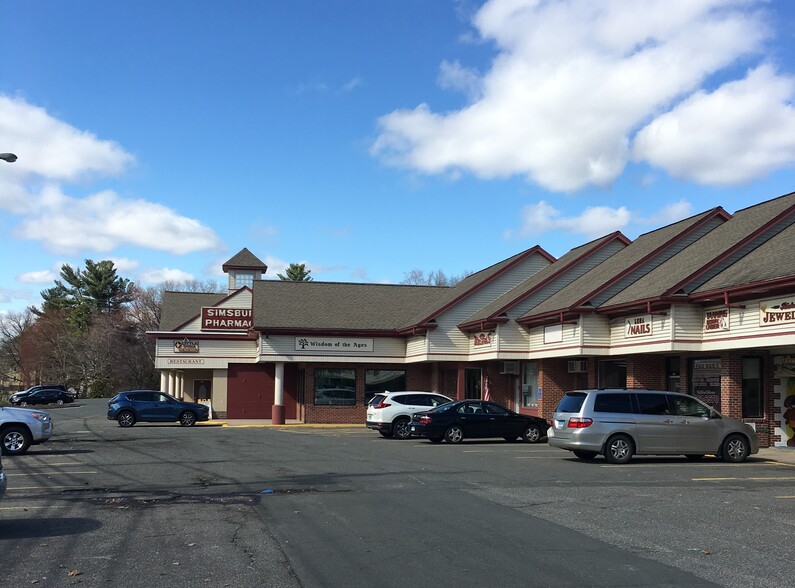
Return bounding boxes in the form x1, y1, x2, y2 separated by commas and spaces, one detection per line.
107, 390, 210, 427
409, 400, 549, 444
10, 388, 74, 406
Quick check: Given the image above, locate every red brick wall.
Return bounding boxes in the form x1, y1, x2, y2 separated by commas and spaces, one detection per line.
626, 356, 666, 389
538, 358, 587, 418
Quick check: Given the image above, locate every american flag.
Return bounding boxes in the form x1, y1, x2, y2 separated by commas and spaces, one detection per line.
483, 375, 491, 401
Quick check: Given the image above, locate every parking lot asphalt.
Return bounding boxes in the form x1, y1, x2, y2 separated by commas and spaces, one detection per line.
202, 418, 795, 465
2, 399, 794, 588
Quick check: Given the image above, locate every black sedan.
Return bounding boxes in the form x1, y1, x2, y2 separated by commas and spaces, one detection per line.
10, 388, 74, 406
409, 400, 548, 444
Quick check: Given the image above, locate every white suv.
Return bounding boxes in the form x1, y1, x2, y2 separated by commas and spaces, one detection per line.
366, 391, 452, 440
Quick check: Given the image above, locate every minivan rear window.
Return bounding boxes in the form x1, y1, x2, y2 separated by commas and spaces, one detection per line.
594, 393, 633, 413
556, 392, 587, 413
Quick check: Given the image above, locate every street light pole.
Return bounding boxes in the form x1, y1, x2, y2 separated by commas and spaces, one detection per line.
0, 153, 18, 163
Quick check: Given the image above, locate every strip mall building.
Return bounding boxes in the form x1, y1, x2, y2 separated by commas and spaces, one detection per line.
151, 192, 795, 448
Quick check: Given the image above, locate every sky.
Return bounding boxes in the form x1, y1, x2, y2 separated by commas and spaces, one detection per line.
1, 0, 795, 313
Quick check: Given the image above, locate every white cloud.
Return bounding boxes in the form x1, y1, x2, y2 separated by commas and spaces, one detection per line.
138, 268, 195, 284
0, 95, 133, 182
0, 95, 222, 256
507, 198, 698, 240
15, 186, 221, 255
508, 200, 632, 239
633, 65, 795, 184
371, 0, 788, 191
16, 270, 58, 284
639, 199, 694, 226
438, 60, 482, 100
108, 257, 141, 274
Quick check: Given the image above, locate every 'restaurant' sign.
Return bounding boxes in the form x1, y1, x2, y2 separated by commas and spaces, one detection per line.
201, 307, 253, 331
759, 297, 795, 327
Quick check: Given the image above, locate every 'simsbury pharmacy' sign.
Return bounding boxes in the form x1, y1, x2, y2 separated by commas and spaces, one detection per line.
295, 337, 374, 352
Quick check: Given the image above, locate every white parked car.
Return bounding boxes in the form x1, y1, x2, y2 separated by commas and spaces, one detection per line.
366, 391, 452, 440
0, 406, 54, 455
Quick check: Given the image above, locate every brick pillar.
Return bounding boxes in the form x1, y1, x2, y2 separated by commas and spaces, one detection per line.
720, 352, 742, 420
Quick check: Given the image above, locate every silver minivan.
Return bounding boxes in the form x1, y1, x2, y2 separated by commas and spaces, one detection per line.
548, 389, 759, 464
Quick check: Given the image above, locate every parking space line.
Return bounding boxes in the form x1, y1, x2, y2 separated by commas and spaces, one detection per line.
515, 456, 567, 459
8, 485, 88, 490
8, 471, 98, 476
777, 496, 795, 499
692, 476, 795, 481
0, 506, 67, 510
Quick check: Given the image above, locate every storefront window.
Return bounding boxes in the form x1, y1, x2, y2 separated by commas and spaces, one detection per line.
598, 360, 626, 388
314, 368, 356, 405
691, 358, 721, 410
666, 357, 680, 392
521, 362, 539, 407
365, 369, 406, 404
464, 368, 481, 399
742, 357, 763, 418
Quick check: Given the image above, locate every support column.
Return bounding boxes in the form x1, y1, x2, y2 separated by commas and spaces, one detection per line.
272, 362, 285, 424
168, 371, 176, 397
160, 371, 168, 393
177, 371, 184, 400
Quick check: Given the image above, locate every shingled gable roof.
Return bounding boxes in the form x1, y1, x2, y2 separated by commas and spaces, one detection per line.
598, 191, 795, 312
222, 247, 268, 272
250, 280, 447, 333
398, 245, 556, 332
159, 291, 228, 331
517, 207, 727, 326
690, 222, 795, 301
458, 232, 630, 332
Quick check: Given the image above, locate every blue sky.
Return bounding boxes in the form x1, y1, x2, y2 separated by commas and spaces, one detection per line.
2, 0, 795, 313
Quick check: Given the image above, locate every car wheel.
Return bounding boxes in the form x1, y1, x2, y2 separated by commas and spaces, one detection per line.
57, 399, 65, 405
604, 434, 634, 464
392, 419, 411, 440
523, 424, 543, 443
179, 411, 197, 427
721, 434, 749, 463
378, 430, 392, 438
117, 411, 136, 428
685, 454, 705, 461
2, 426, 32, 455
429, 437, 443, 443
444, 425, 464, 444
573, 450, 598, 460
20, 401, 28, 407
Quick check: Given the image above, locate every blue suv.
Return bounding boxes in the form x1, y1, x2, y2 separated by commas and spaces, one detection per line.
107, 390, 210, 427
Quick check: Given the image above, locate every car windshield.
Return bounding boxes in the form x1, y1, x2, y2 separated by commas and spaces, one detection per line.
555, 392, 587, 412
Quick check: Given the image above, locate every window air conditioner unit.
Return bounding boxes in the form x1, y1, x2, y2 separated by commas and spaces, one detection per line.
499, 361, 520, 375
568, 360, 587, 373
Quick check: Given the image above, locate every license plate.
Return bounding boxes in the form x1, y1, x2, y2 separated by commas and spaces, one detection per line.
411, 426, 417, 432
555, 420, 565, 429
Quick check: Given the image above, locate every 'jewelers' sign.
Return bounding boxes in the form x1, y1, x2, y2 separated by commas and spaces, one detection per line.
201, 307, 253, 330
759, 297, 795, 326
295, 337, 373, 352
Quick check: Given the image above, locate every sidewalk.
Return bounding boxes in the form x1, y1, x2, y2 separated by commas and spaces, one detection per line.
756, 447, 795, 465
